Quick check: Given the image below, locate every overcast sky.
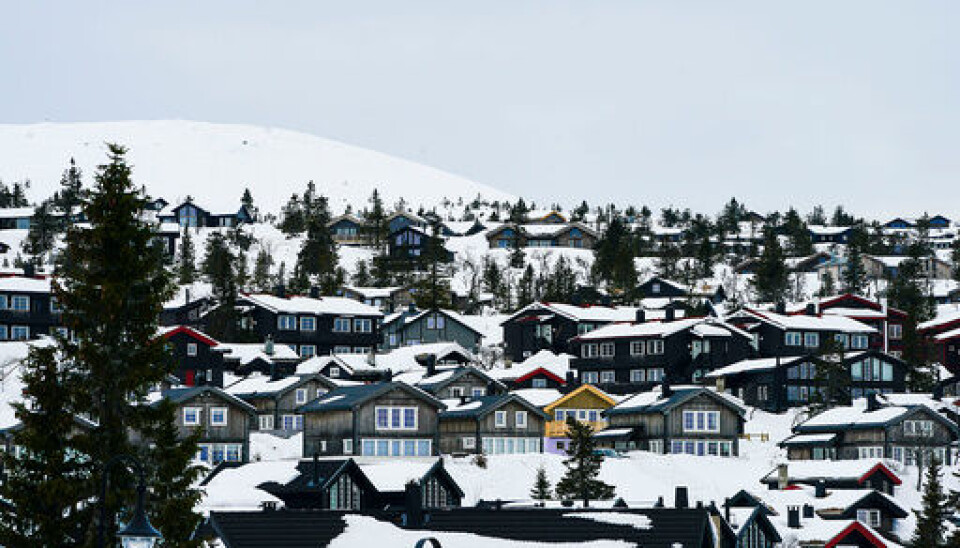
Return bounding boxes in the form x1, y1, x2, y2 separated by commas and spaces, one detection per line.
2, 1, 958, 218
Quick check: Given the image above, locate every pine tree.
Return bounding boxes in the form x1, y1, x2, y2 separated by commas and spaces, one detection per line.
951, 240, 960, 284
509, 236, 526, 269
811, 336, 850, 410
278, 194, 305, 236
23, 200, 59, 266
177, 226, 197, 284
353, 259, 372, 287
241, 187, 256, 221
55, 158, 85, 225
364, 189, 388, 249
0, 345, 88, 547
817, 271, 836, 298
592, 216, 637, 296
203, 232, 241, 341
251, 248, 274, 292
530, 465, 552, 506
887, 237, 937, 390
517, 264, 535, 307
296, 185, 339, 295
843, 225, 869, 295
752, 229, 789, 305
54, 144, 182, 544
555, 417, 615, 506
911, 458, 946, 548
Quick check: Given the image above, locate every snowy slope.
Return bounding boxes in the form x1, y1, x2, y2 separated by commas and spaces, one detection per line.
0, 121, 516, 214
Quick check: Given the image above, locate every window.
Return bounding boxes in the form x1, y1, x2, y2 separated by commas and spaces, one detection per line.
388, 334, 398, 346
889, 324, 902, 340
785, 331, 802, 346
578, 323, 596, 335
0, 295, 6, 309
630, 369, 645, 383
0, 325, 7, 340
472, 387, 486, 397
300, 317, 316, 331
757, 385, 768, 401
277, 315, 296, 330
582, 371, 599, 384
857, 509, 882, 528
343, 439, 353, 454
495, 410, 507, 428
651, 283, 661, 294
649, 440, 663, 454
374, 406, 418, 431
599, 342, 615, 358
210, 407, 228, 426
334, 345, 351, 354
186, 343, 198, 357
11, 295, 29, 311
426, 315, 445, 330
581, 344, 598, 358
858, 446, 884, 459
516, 411, 527, 429
648, 368, 664, 382
600, 370, 615, 383
803, 332, 820, 348
630, 341, 645, 356
354, 318, 373, 333
328, 366, 341, 378
463, 437, 476, 449
50, 298, 61, 313
183, 407, 201, 426
300, 345, 316, 358
531, 377, 547, 388
225, 444, 241, 462
647, 340, 664, 355
282, 414, 303, 430
333, 318, 352, 332
295, 388, 309, 404
834, 333, 849, 349
10, 326, 29, 340
259, 414, 274, 430
851, 334, 869, 349
904, 420, 934, 437
682, 411, 720, 433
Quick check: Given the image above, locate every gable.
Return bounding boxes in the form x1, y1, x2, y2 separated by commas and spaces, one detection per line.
545, 384, 615, 412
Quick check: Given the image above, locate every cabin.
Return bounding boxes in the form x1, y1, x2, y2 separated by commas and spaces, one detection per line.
226, 372, 338, 432
326, 214, 366, 245
215, 340, 302, 377
438, 393, 546, 455
706, 350, 908, 412
337, 285, 412, 314
807, 225, 854, 244
235, 293, 382, 359
759, 461, 901, 496
485, 222, 598, 250
413, 365, 506, 400
386, 211, 427, 234
719, 503, 781, 548
569, 317, 756, 394
386, 225, 454, 264
542, 384, 617, 454
157, 199, 253, 228
156, 386, 257, 465
297, 354, 388, 383
0, 276, 63, 341
788, 294, 908, 356
160, 325, 227, 387
884, 215, 951, 229
501, 302, 641, 362
161, 284, 215, 328
491, 350, 574, 390
602, 385, 746, 456
299, 382, 445, 457
726, 308, 877, 359
381, 306, 484, 352
782, 394, 959, 466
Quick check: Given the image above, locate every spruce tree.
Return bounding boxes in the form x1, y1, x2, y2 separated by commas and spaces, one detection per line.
0, 345, 88, 547
177, 226, 197, 284
251, 248, 274, 292
509, 236, 526, 269
911, 458, 946, 548
56, 158, 85, 225
353, 259, 372, 287
296, 185, 339, 294
555, 417, 615, 506
842, 225, 869, 295
23, 200, 59, 266
241, 187, 256, 220
888, 238, 937, 390
517, 264, 535, 307
364, 189, 388, 249
530, 465, 552, 506
278, 194, 305, 236
203, 232, 241, 341
54, 144, 183, 544
752, 229, 789, 305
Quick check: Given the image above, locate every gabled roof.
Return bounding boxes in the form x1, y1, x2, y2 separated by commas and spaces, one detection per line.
502, 301, 640, 325
226, 373, 336, 400
726, 308, 876, 334
382, 307, 484, 337
159, 325, 220, 347
440, 393, 547, 420
606, 386, 745, 417
795, 399, 959, 434
298, 382, 445, 413
326, 213, 364, 227
239, 293, 382, 317
573, 317, 750, 342
158, 386, 257, 414
415, 365, 505, 394
759, 460, 901, 487
543, 384, 617, 413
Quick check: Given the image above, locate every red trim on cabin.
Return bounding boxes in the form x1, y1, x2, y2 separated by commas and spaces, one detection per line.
161, 326, 219, 347
515, 367, 567, 385
824, 521, 887, 548
858, 462, 902, 486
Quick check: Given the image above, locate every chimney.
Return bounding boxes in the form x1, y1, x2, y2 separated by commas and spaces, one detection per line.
485, 381, 497, 396
309, 286, 321, 299
23, 263, 35, 278
661, 378, 673, 398
185, 287, 191, 306
458, 394, 468, 406
264, 335, 275, 356
566, 371, 578, 387
866, 392, 881, 412
416, 353, 437, 377
805, 303, 817, 316
815, 479, 827, 498
408, 302, 417, 314
803, 504, 815, 518
674, 486, 688, 509
777, 463, 788, 490
274, 284, 286, 298
723, 498, 730, 522
716, 377, 726, 393
636, 308, 646, 323
665, 308, 676, 322
787, 506, 800, 529
260, 501, 278, 512
775, 301, 786, 314
404, 481, 424, 528
933, 384, 944, 402
655, 496, 664, 508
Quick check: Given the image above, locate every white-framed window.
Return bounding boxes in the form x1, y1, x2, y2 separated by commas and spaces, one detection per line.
600, 370, 615, 383
804, 332, 820, 348
328, 366, 341, 378
757, 385, 768, 401
426, 315, 446, 330
648, 368, 664, 382
343, 439, 354, 454
582, 371, 599, 384
183, 407, 201, 426
904, 420, 934, 437
450, 386, 464, 398
599, 342, 615, 358
258, 414, 274, 430
187, 343, 198, 357
10, 326, 29, 340
361, 438, 432, 457
388, 334, 398, 346
375, 406, 418, 431
333, 318, 352, 332
532, 378, 547, 388
785, 331, 802, 346
581, 344, 599, 358
630, 340, 645, 356
0, 295, 7, 309
11, 295, 29, 311
282, 414, 303, 430
50, 298, 62, 313
463, 436, 476, 449
682, 410, 720, 433
851, 334, 869, 349
210, 407, 228, 426
0, 325, 8, 340
630, 369, 645, 383
647, 340, 664, 355
354, 318, 373, 333
856, 509, 882, 528
277, 315, 296, 330
648, 440, 663, 454
353, 346, 370, 354
333, 345, 351, 354
495, 410, 507, 428
516, 411, 528, 429
300, 345, 316, 358
578, 323, 595, 335
295, 388, 309, 404
481, 436, 540, 455
651, 282, 661, 294
834, 333, 849, 349
888, 324, 902, 340
858, 446, 884, 459
300, 316, 316, 331
54, 326, 69, 339
472, 387, 486, 397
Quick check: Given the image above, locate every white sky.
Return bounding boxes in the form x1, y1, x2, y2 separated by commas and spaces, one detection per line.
1, 1, 958, 218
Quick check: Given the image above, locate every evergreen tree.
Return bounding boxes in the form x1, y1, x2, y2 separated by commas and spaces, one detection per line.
203, 232, 241, 341
508, 198, 530, 223
807, 205, 827, 226
416, 221, 451, 309
811, 337, 850, 410
517, 264, 535, 307
911, 458, 946, 548
241, 187, 256, 220
752, 229, 789, 305
887, 236, 937, 390
555, 417, 615, 506
54, 144, 183, 544
177, 226, 197, 284
951, 240, 960, 284
530, 465, 552, 506
278, 194, 305, 236
251, 248, 274, 292
842, 225, 868, 295
364, 189, 388, 249
782, 208, 813, 256
353, 259, 372, 287
817, 271, 836, 298
509, 235, 526, 269
296, 185, 339, 295
23, 200, 59, 266
0, 346, 88, 547
55, 158, 85, 225
592, 216, 637, 296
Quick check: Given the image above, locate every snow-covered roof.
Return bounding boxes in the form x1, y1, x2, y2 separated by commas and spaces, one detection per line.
340, 285, 402, 299
164, 281, 214, 309
0, 276, 52, 293
509, 388, 565, 408
215, 342, 300, 365
705, 357, 786, 378
0, 207, 35, 219
576, 318, 748, 341
490, 350, 573, 381
608, 385, 745, 416
730, 308, 876, 334
760, 459, 894, 483
358, 459, 439, 492
505, 302, 641, 324
240, 293, 383, 317
224, 373, 312, 397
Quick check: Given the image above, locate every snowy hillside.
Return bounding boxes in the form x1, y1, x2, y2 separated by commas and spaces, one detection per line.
0, 121, 516, 214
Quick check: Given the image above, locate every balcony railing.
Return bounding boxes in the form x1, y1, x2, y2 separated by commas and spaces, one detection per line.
544, 419, 608, 438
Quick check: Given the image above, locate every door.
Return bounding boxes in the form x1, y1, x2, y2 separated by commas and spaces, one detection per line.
185, 370, 195, 387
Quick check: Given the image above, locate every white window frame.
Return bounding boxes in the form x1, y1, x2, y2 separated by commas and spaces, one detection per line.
10, 295, 29, 311
888, 324, 902, 340
10, 325, 29, 340
333, 318, 352, 333
258, 414, 275, 431
581, 343, 598, 358
582, 371, 599, 384
343, 438, 354, 454
647, 340, 664, 355
374, 406, 418, 431
630, 340, 645, 356
277, 314, 296, 330
804, 332, 820, 348
187, 343, 198, 357
495, 410, 507, 428
856, 509, 882, 528
463, 436, 476, 449
516, 411, 528, 429
600, 370, 616, 383
299, 316, 316, 331
210, 407, 228, 427
682, 410, 720, 433
785, 331, 802, 346
599, 342, 615, 358
630, 369, 645, 383
354, 318, 373, 333
299, 344, 317, 358
183, 407, 201, 426
295, 388, 309, 404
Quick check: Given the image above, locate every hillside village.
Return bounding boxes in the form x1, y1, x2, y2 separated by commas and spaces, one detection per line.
2, 149, 960, 547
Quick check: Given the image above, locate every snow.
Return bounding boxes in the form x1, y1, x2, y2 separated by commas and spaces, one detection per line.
510, 388, 564, 408
565, 512, 653, 530
224, 373, 303, 396
357, 459, 438, 492
0, 121, 515, 215
0, 276, 52, 292
705, 357, 782, 377
249, 432, 304, 462
241, 293, 382, 317
442, 399, 484, 412
198, 459, 299, 512
733, 308, 877, 333
216, 342, 300, 365
491, 350, 573, 381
